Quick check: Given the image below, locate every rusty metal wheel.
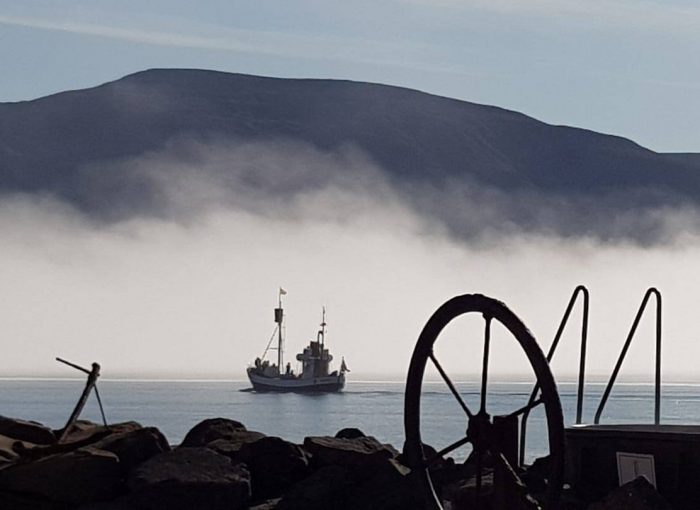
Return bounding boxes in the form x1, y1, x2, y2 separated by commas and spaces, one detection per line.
404, 294, 564, 509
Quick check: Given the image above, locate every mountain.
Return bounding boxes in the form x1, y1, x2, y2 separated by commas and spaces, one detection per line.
1, 68, 699, 237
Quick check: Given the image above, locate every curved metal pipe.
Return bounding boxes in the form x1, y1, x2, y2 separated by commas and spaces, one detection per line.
593, 287, 662, 425
519, 285, 589, 466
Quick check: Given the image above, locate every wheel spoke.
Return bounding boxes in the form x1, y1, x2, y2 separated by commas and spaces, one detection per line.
525, 381, 542, 412
492, 449, 524, 486
404, 294, 565, 510
506, 397, 544, 420
480, 315, 492, 414
425, 436, 471, 466
429, 352, 474, 418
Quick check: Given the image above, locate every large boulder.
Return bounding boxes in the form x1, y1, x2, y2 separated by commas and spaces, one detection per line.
521, 454, 550, 494
588, 477, 671, 510
179, 418, 248, 447
348, 458, 421, 510
276, 465, 355, 510
249, 499, 282, 510
398, 441, 453, 471
0, 490, 68, 510
237, 436, 310, 500
442, 471, 495, 510
127, 447, 251, 510
0, 446, 122, 504
300, 435, 411, 509
441, 468, 541, 510
303, 436, 396, 471
204, 429, 267, 460
0, 435, 21, 466
91, 427, 170, 474
75, 496, 137, 509
335, 428, 366, 439
0, 416, 55, 445
57, 421, 141, 446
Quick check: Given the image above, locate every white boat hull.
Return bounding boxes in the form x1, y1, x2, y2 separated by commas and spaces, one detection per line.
247, 370, 345, 393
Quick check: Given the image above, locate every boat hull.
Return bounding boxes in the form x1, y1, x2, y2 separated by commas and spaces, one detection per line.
247, 371, 345, 393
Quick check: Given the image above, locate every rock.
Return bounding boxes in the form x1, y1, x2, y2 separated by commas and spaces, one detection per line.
54, 419, 99, 437
249, 498, 282, 510
0, 416, 55, 445
92, 426, 170, 473
398, 441, 453, 471
0, 435, 22, 465
6, 422, 145, 466
0, 490, 69, 510
58, 421, 141, 446
442, 471, 495, 510
77, 496, 138, 509
180, 418, 248, 447
205, 430, 267, 459
238, 436, 311, 500
428, 461, 476, 500
522, 455, 550, 494
588, 477, 671, 510
464, 447, 496, 469
335, 428, 366, 439
276, 465, 355, 510
349, 458, 422, 510
383, 442, 401, 457
0, 446, 122, 504
127, 447, 251, 510
299, 436, 411, 509
441, 465, 543, 510
303, 436, 396, 471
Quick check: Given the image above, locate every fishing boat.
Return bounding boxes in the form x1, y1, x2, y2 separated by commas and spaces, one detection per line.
247, 289, 348, 392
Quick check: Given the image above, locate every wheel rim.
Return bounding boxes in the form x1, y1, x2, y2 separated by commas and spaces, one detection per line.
403, 294, 565, 509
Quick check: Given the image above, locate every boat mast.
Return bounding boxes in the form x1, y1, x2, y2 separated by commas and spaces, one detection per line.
318, 306, 326, 351
275, 288, 286, 369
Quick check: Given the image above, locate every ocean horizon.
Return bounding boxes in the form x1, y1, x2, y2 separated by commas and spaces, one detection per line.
2, 378, 696, 464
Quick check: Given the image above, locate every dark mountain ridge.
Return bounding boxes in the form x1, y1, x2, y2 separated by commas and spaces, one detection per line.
1, 68, 699, 235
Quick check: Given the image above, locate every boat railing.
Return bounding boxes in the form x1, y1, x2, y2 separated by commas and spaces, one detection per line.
519, 285, 589, 466
594, 287, 662, 425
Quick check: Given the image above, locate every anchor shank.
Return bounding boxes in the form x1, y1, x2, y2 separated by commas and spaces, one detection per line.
58, 361, 101, 442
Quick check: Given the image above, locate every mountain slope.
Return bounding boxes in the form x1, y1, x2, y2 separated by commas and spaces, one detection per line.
1, 68, 699, 230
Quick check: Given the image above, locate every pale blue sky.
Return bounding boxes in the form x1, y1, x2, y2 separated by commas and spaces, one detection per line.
0, 0, 699, 152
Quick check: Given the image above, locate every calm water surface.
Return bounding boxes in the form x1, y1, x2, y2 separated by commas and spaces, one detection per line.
1, 379, 696, 462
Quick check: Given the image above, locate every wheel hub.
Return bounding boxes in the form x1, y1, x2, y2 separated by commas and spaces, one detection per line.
467, 411, 492, 449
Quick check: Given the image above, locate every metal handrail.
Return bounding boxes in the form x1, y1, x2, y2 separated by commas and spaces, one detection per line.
519, 285, 589, 466
593, 287, 662, 425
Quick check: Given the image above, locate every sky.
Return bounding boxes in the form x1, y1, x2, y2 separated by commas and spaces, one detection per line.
1, 2, 700, 385
0, 0, 699, 153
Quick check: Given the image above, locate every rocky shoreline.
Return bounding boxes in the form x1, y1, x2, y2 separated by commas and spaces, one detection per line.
0, 416, 669, 509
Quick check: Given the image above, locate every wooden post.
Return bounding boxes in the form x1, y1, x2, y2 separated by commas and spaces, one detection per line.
493, 414, 532, 510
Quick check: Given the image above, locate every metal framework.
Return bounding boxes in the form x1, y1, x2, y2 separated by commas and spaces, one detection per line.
594, 287, 662, 425
520, 285, 589, 465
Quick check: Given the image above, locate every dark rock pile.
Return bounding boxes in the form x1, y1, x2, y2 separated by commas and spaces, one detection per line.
0, 416, 671, 510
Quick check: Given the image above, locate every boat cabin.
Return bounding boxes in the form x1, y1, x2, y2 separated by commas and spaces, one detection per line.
296, 340, 334, 378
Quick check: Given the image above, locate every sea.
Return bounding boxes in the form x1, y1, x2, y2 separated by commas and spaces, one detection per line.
2, 378, 698, 463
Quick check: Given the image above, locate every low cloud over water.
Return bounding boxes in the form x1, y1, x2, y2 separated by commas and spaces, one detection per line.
1, 140, 700, 381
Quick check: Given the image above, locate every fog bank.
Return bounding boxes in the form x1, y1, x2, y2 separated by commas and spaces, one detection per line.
1, 141, 700, 385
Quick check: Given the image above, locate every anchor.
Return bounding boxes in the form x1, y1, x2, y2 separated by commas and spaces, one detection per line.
55, 357, 108, 443
2, 358, 110, 466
